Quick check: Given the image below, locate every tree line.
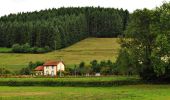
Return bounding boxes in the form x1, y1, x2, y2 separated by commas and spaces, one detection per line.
0, 60, 133, 76
0, 7, 129, 52
0, 14, 88, 50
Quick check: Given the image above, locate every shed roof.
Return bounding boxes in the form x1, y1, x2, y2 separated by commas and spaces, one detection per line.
34, 66, 44, 71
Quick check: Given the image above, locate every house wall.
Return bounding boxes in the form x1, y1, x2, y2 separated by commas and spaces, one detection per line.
35, 71, 43, 76
57, 62, 65, 71
44, 66, 57, 76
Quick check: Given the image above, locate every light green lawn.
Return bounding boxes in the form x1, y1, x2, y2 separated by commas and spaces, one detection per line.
0, 85, 169, 100
0, 47, 12, 53
0, 38, 120, 71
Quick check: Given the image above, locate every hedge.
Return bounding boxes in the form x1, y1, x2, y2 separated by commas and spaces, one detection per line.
0, 79, 143, 87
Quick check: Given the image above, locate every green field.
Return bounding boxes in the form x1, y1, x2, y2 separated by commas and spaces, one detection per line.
0, 76, 169, 100
0, 38, 120, 71
0, 85, 169, 100
0, 47, 12, 53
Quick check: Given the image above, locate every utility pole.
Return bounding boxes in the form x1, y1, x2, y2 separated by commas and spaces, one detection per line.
74, 65, 77, 77
59, 58, 62, 77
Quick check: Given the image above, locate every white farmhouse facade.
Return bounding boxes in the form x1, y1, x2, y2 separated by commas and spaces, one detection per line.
34, 61, 65, 76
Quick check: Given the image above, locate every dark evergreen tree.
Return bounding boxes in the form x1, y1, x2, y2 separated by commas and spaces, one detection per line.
0, 7, 129, 51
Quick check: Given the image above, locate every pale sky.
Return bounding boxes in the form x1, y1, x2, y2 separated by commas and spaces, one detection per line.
0, 0, 169, 17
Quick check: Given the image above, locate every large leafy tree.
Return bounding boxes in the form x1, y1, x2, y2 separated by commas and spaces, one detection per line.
123, 2, 170, 80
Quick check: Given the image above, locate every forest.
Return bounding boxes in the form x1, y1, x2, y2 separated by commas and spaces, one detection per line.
0, 7, 129, 51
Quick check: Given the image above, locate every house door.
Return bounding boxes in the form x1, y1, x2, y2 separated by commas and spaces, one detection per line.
51, 71, 54, 76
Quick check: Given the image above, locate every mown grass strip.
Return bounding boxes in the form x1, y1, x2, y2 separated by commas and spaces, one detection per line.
0, 77, 142, 87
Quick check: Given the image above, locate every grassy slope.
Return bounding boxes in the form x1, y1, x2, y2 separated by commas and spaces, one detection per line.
0, 85, 170, 100
0, 38, 120, 71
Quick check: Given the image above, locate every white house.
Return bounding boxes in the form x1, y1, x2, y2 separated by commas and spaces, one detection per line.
34, 61, 65, 76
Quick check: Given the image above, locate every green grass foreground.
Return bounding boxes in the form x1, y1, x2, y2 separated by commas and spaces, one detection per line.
0, 76, 169, 100
0, 38, 120, 71
0, 85, 170, 100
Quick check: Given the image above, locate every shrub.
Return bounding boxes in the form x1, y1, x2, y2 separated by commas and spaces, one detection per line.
28, 61, 44, 70
12, 43, 51, 53
12, 44, 22, 53
19, 67, 31, 75
19, 61, 44, 75
90, 60, 100, 73
36, 48, 46, 53
0, 68, 11, 75
22, 43, 31, 53
44, 46, 51, 52
100, 67, 110, 75
115, 49, 136, 75
7, 80, 17, 86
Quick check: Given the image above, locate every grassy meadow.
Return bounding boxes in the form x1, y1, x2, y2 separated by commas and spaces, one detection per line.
0, 85, 170, 100
0, 76, 169, 100
0, 38, 120, 71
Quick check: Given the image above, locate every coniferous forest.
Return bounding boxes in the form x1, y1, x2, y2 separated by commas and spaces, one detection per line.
0, 7, 129, 50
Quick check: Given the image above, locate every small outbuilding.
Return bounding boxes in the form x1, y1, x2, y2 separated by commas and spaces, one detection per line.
34, 66, 44, 76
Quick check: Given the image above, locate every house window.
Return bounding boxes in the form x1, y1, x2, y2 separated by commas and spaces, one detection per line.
46, 71, 49, 75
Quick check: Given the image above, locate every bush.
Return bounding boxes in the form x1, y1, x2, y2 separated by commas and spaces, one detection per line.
12, 43, 51, 53
19, 67, 31, 75
22, 43, 31, 53
115, 49, 137, 75
44, 46, 51, 52
7, 80, 17, 86
36, 48, 46, 53
12, 44, 22, 53
19, 61, 44, 75
0, 68, 11, 75
28, 61, 44, 70
100, 67, 110, 75
90, 60, 100, 73
29, 46, 37, 53
65, 59, 136, 76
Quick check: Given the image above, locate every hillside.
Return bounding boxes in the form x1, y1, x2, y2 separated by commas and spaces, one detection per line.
0, 7, 128, 50
0, 38, 120, 71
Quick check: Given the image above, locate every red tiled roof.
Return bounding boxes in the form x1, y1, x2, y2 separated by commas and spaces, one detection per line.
43, 61, 60, 66
34, 66, 44, 71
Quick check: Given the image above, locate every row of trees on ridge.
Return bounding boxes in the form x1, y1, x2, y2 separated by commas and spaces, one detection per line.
0, 7, 129, 52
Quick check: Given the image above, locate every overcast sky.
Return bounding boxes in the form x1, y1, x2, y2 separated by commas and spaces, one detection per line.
0, 0, 169, 17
